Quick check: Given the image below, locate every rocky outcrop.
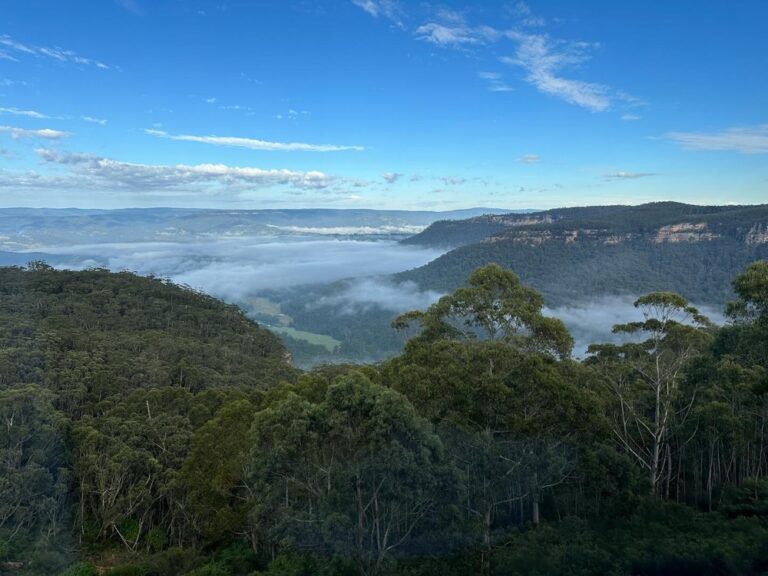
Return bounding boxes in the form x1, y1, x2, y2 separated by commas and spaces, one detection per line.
746, 223, 768, 245
653, 222, 720, 243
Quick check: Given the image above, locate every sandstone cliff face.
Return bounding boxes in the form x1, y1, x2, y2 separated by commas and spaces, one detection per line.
479, 219, 767, 248
746, 223, 768, 245
653, 222, 720, 243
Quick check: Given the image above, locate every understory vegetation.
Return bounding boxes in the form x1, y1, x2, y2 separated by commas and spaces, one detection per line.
2, 260, 768, 575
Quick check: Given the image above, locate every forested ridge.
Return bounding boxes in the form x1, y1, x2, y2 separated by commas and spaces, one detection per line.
2, 260, 768, 575
399, 202, 768, 306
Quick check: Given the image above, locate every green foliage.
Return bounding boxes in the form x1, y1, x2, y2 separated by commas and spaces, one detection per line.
105, 566, 148, 576
249, 372, 457, 575
59, 562, 99, 576
0, 266, 295, 413
727, 259, 768, 322
180, 399, 257, 541
0, 385, 71, 573
394, 263, 573, 359
4, 260, 768, 575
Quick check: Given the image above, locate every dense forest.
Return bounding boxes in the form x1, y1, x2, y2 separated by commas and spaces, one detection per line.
399, 202, 768, 307
2, 259, 768, 575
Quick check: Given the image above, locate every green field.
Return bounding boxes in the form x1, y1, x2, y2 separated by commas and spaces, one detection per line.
267, 325, 341, 353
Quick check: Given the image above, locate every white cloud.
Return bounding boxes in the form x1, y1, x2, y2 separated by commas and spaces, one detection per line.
277, 109, 310, 120
81, 115, 108, 125
604, 171, 656, 180
0, 35, 112, 70
0, 107, 50, 119
478, 71, 513, 92
416, 21, 499, 47
0, 78, 28, 87
621, 113, 641, 121
204, 97, 217, 104
351, 0, 404, 25
411, 4, 629, 112
0, 126, 70, 139
217, 104, 254, 113
487, 82, 514, 92
317, 278, 443, 314
440, 176, 466, 186
383, 172, 402, 184
34, 148, 338, 192
501, 31, 611, 112
38, 238, 445, 301
663, 124, 768, 154
518, 154, 540, 164
145, 128, 364, 152
508, 2, 546, 27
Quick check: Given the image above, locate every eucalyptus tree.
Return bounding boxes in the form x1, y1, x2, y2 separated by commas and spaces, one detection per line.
387, 264, 604, 573
248, 372, 456, 576
0, 385, 70, 572
393, 263, 573, 360
587, 292, 712, 495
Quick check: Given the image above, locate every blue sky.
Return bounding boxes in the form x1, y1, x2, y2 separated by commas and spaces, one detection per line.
0, 0, 766, 210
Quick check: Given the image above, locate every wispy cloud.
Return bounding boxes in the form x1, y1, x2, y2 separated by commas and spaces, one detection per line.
508, 1, 546, 28
0, 107, 51, 119
0, 35, 112, 70
383, 172, 402, 184
276, 109, 310, 120
351, 0, 404, 26
35, 148, 338, 192
501, 31, 610, 112
0, 125, 70, 139
621, 113, 641, 121
663, 124, 768, 154
0, 78, 28, 87
81, 115, 107, 125
518, 154, 540, 164
218, 104, 253, 112
604, 171, 656, 180
145, 129, 364, 152
409, 4, 630, 112
440, 176, 467, 186
416, 16, 499, 47
478, 71, 513, 92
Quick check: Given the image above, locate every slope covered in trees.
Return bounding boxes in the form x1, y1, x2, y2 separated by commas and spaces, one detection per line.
399, 202, 768, 306
2, 261, 768, 575
0, 265, 295, 573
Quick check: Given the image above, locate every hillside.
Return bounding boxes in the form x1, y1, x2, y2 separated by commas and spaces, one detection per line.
398, 202, 768, 306
3, 261, 768, 576
0, 264, 295, 405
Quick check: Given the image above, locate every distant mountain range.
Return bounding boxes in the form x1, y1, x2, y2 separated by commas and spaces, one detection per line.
0, 207, 515, 251
398, 202, 768, 306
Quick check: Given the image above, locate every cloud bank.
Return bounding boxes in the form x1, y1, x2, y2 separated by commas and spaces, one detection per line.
35, 238, 446, 304
33, 148, 338, 192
